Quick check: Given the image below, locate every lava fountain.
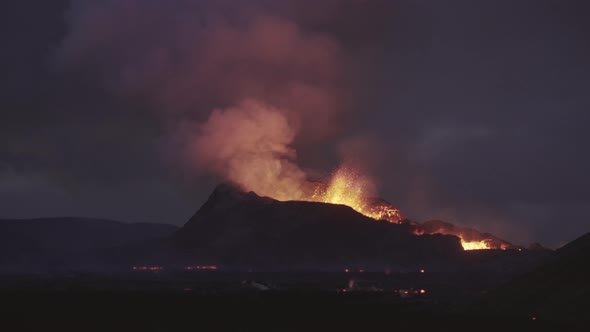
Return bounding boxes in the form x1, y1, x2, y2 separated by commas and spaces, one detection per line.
309, 167, 404, 224
459, 240, 492, 250
298, 166, 511, 251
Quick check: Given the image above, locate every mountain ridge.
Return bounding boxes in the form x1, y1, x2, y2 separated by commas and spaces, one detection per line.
172, 183, 464, 269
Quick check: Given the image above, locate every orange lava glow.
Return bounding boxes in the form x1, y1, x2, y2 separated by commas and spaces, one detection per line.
310, 167, 501, 251
417, 227, 505, 251
460, 239, 492, 250
310, 167, 403, 223
263, 165, 505, 251
311, 167, 374, 215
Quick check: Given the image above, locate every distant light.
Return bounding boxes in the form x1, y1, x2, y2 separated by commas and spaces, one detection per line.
184, 265, 218, 270
131, 265, 162, 271
420, 289, 426, 294
344, 268, 350, 273
420, 269, 425, 273
531, 316, 537, 321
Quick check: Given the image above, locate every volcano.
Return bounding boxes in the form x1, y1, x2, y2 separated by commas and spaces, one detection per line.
173, 184, 465, 269
173, 181, 518, 268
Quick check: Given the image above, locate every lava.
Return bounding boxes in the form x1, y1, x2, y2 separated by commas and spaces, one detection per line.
309, 167, 404, 224
460, 240, 492, 250
415, 226, 511, 251
300, 166, 510, 251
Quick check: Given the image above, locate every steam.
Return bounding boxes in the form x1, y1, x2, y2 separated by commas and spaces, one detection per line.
181, 99, 306, 200
55, 1, 371, 198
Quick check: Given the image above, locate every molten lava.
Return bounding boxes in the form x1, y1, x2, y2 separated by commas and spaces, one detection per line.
310, 167, 404, 224
311, 167, 368, 211
299, 166, 511, 251
460, 240, 492, 250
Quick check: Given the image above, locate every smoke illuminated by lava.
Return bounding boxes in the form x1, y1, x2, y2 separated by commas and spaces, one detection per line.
56, 1, 515, 251
183, 100, 308, 201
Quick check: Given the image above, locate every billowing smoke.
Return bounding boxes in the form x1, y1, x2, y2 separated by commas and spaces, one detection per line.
178, 99, 307, 200
55, 0, 359, 198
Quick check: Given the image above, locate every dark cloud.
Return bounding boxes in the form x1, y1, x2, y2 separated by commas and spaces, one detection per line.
1, 0, 589, 247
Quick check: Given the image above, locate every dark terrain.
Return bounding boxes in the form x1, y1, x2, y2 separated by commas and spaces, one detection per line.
0, 185, 587, 330
479, 232, 590, 322
173, 184, 463, 268
0, 217, 177, 273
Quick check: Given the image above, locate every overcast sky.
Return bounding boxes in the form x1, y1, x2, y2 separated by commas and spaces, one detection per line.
1, 0, 589, 248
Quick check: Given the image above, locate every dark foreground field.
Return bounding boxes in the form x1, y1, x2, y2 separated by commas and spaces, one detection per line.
1, 270, 586, 332
1, 290, 580, 332
2, 231, 588, 331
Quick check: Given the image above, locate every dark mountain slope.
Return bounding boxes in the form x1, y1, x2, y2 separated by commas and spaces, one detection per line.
173, 184, 463, 269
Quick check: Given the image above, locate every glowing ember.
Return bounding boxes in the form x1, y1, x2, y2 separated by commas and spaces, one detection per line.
415, 225, 510, 250
310, 167, 404, 223
461, 239, 492, 250
311, 167, 372, 214
184, 265, 218, 270
308, 167, 505, 250
263, 165, 509, 251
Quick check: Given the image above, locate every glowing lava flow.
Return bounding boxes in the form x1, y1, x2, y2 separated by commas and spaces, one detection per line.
304, 166, 504, 251
460, 240, 492, 250
310, 167, 404, 223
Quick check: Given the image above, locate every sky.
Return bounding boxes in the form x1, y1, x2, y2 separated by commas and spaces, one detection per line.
1, 0, 589, 248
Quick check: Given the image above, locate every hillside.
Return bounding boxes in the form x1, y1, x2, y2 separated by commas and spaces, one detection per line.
173, 184, 463, 269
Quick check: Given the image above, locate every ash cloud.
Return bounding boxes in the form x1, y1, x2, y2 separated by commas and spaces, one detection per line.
2, 1, 590, 247
173, 100, 307, 200
55, 0, 361, 198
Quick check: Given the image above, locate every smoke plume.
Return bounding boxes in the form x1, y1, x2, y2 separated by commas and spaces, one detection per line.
55, 0, 362, 198
178, 99, 307, 200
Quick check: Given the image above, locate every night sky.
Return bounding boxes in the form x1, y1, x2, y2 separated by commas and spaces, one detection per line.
2, 0, 589, 248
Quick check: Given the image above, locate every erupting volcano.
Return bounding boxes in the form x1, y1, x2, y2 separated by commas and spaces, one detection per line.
173, 182, 464, 268
181, 98, 515, 253
254, 166, 514, 251
309, 167, 404, 224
